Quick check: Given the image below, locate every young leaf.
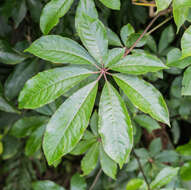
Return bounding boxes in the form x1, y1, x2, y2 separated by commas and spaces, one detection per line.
99, 0, 120, 10
182, 66, 191, 95
99, 144, 117, 179
104, 48, 125, 67
40, 0, 74, 34
150, 167, 179, 189
19, 66, 93, 109
126, 178, 147, 190
110, 53, 167, 75
32, 180, 65, 190
71, 173, 87, 190
43, 81, 98, 165
25, 35, 96, 65
25, 125, 46, 156
176, 140, 191, 156
180, 161, 191, 181
155, 0, 172, 12
134, 114, 161, 133
10, 116, 48, 138
81, 142, 99, 175
98, 82, 133, 168
181, 26, 191, 59
113, 74, 170, 125
77, 15, 108, 64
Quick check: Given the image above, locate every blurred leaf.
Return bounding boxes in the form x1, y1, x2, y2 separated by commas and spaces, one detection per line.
180, 161, 191, 181
155, 0, 172, 12
32, 180, 65, 190
150, 167, 179, 189
149, 138, 162, 157
181, 26, 191, 59
10, 116, 48, 138
90, 110, 99, 136
134, 114, 161, 133
4, 59, 39, 100
126, 178, 146, 190
176, 140, 191, 156
0, 40, 27, 65
71, 173, 87, 190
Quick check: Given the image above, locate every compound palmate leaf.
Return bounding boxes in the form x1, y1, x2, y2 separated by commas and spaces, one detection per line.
25, 35, 96, 66
43, 81, 98, 165
40, 0, 74, 34
98, 82, 133, 168
109, 53, 167, 75
19, 66, 93, 109
113, 74, 170, 125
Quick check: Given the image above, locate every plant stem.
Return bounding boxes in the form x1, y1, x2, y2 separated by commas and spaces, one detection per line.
133, 150, 151, 190
147, 16, 173, 35
89, 168, 102, 190
123, 8, 172, 57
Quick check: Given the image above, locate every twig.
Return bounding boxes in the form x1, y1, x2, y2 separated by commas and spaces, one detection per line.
133, 150, 151, 190
147, 16, 173, 35
123, 8, 172, 57
89, 168, 102, 190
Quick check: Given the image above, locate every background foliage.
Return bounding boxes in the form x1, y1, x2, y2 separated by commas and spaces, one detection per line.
1, 0, 191, 190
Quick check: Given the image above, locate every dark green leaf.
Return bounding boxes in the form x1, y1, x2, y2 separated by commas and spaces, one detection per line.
25, 35, 96, 65
77, 15, 108, 64
98, 82, 133, 167
113, 74, 170, 125
120, 24, 135, 46
19, 66, 93, 109
110, 53, 168, 75
43, 81, 98, 165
